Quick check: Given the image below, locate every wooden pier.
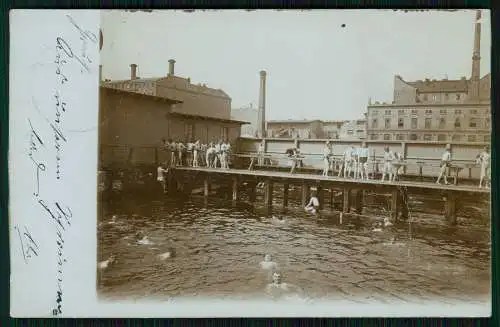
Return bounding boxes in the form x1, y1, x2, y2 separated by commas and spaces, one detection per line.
170, 167, 489, 225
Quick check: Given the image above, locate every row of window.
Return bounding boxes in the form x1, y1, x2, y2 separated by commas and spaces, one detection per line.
369, 133, 489, 142
372, 108, 488, 116
371, 117, 490, 129
183, 123, 228, 143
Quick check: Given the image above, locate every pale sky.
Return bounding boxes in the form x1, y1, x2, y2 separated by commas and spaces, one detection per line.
100, 10, 491, 121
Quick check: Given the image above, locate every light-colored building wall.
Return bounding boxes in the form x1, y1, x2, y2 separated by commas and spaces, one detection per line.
267, 119, 365, 140
231, 105, 258, 137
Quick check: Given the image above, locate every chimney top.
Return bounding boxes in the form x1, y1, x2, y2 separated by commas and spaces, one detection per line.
168, 59, 176, 64
130, 63, 137, 67
260, 70, 267, 76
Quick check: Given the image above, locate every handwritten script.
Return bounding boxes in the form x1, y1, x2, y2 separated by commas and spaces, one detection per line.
24, 14, 97, 317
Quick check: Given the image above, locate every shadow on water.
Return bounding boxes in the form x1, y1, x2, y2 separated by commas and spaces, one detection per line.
97, 187, 490, 303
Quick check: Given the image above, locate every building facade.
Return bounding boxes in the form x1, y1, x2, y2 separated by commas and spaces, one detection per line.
102, 59, 232, 120
366, 10, 491, 144
231, 104, 259, 137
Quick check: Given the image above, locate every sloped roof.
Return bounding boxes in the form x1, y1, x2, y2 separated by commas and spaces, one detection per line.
408, 79, 469, 93
100, 85, 182, 104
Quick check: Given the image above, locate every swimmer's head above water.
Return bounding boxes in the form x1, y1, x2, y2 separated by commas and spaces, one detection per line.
272, 272, 282, 285
264, 254, 271, 262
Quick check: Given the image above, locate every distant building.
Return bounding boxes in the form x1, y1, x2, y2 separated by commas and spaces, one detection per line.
102, 59, 232, 120
366, 10, 491, 143
231, 104, 258, 137
266, 119, 365, 140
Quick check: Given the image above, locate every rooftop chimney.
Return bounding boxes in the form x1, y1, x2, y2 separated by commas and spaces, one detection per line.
168, 59, 176, 76
470, 9, 482, 100
130, 64, 137, 80
257, 70, 267, 138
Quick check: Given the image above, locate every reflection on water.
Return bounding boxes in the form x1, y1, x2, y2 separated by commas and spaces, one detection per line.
97, 192, 490, 303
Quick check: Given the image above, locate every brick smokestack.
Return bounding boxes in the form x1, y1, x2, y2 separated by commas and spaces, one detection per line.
257, 70, 267, 138
130, 64, 137, 80
168, 59, 176, 76
470, 10, 482, 100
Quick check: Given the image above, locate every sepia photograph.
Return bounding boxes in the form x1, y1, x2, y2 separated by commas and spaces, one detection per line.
96, 9, 491, 310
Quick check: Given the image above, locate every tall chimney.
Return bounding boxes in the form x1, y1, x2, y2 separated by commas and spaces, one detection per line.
130, 63, 137, 80
99, 65, 102, 83
470, 9, 481, 100
168, 59, 176, 76
257, 70, 267, 138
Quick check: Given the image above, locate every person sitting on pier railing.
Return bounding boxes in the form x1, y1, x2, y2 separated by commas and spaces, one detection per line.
476, 145, 490, 188
357, 142, 370, 180
322, 141, 332, 177
436, 144, 452, 185
381, 146, 394, 182
339, 145, 355, 178
192, 140, 201, 168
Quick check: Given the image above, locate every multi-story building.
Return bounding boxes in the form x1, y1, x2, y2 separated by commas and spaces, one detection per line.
231, 104, 258, 137
366, 10, 491, 143
102, 59, 232, 120
266, 119, 366, 140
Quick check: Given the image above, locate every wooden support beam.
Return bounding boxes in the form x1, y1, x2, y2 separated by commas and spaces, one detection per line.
317, 185, 323, 210
445, 191, 457, 225
329, 189, 334, 210
354, 189, 364, 214
264, 180, 273, 207
204, 176, 210, 197
248, 182, 257, 202
283, 183, 289, 207
302, 183, 310, 207
232, 176, 238, 201
342, 188, 351, 213
391, 190, 399, 220
399, 188, 409, 221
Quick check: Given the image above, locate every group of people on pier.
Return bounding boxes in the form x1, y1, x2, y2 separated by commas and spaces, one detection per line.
161, 138, 233, 169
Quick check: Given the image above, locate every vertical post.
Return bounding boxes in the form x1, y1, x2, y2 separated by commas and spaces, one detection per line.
402, 142, 407, 175
248, 182, 257, 202
232, 176, 238, 201
329, 189, 334, 210
342, 188, 351, 213
400, 189, 409, 220
204, 176, 210, 197
283, 183, 289, 207
355, 189, 364, 214
301, 182, 310, 207
155, 147, 159, 165
264, 179, 273, 207
445, 191, 457, 225
317, 185, 323, 210
391, 189, 399, 221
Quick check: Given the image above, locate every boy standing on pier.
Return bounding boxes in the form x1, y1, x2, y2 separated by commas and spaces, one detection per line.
381, 146, 394, 182
322, 141, 332, 176
436, 144, 452, 185
357, 142, 370, 180
258, 140, 265, 166
476, 146, 490, 188
340, 145, 355, 178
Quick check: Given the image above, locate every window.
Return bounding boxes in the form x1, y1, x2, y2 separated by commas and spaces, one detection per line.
411, 109, 418, 115
423, 94, 428, 101
411, 118, 418, 129
385, 110, 391, 115
385, 118, 391, 129
425, 118, 432, 129
423, 134, 433, 141
432, 95, 437, 102
440, 109, 447, 115
425, 109, 433, 115
372, 110, 378, 116
398, 109, 405, 115
445, 93, 449, 100
484, 135, 490, 142
452, 134, 462, 142
410, 134, 418, 141
221, 127, 228, 141
384, 134, 391, 140
438, 134, 447, 141
454, 109, 462, 115
439, 118, 446, 129
456, 94, 461, 100
471, 109, 478, 115
468, 135, 476, 142
185, 123, 195, 141
347, 130, 353, 135
454, 118, 461, 128
396, 134, 405, 141
370, 134, 379, 140
372, 119, 378, 128
398, 118, 404, 128
469, 118, 478, 128
356, 129, 364, 135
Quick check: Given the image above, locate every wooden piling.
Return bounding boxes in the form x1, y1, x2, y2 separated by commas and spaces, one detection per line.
283, 183, 289, 207
391, 190, 399, 220
317, 185, 323, 210
354, 189, 364, 214
329, 189, 334, 210
445, 191, 457, 225
342, 188, 351, 213
204, 176, 210, 197
264, 180, 273, 207
302, 183, 310, 207
232, 176, 238, 201
399, 188, 409, 220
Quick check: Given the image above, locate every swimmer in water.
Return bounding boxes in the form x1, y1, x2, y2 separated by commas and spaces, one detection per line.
260, 254, 278, 270
272, 215, 286, 223
135, 231, 153, 245
98, 254, 116, 269
265, 272, 302, 298
304, 191, 320, 215
158, 248, 176, 260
